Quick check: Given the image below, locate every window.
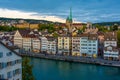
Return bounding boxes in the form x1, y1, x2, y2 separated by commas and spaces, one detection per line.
0, 63, 5, 69
0, 52, 3, 58
93, 44, 96, 46
7, 71, 12, 78
0, 74, 4, 79
6, 52, 12, 56
15, 69, 21, 75
7, 61, 12, 67
0, 63, 3, 69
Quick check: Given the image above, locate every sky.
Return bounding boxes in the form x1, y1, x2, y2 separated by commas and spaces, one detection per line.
0, 0, 120, 23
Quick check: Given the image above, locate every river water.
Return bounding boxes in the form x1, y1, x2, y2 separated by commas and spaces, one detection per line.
30, 58, 120, 80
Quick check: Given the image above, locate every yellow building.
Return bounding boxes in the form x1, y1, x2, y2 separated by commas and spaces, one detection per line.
58, 36, 71, 55
15, 22, 30, 28
29, 24, 39, 29
15, 22, 39, 29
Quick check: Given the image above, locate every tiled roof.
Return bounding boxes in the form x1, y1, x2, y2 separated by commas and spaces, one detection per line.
18, 29, 39, 38
104, 32, 117, 41
0, 41, 21, 56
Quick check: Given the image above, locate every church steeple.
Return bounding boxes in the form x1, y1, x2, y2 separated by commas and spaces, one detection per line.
69, 7, 72, 23
66, 7, 73, 34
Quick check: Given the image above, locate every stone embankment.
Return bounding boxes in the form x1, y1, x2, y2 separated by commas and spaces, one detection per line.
20, 53, 120, 67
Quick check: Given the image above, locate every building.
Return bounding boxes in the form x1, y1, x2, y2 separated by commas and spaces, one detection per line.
58, 36, 71, 55
29, 24, 39, 29
32, 38, 41, 53
40, 37, 48, 52
15, 22, 39, 29
104, 32, 119, 60
0, 41, 22, 80
47, 37, 57, 54
84, 22, 98, 34
72, 36, 80, 56
14, 29, 40, 52
80, 34, 98, 58
15, 22, 30, 29
66, 8, 73, 33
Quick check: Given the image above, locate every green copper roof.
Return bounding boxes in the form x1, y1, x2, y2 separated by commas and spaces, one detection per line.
69, 7, 72, 20
66, 8, 73, 23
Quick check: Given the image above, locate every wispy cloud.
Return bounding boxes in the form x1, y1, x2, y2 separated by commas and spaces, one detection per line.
0, 8, 66, 23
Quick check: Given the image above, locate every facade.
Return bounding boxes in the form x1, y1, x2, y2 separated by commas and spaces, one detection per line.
72, 37, 80, 56
40, 37, 48, 52
47, 37, 57, 54
0, 41, 22, 80
58, 36, 71, 55
80, 34, 98, 58
14, 30, 40, 52
104, 32, 119, 60
84, 22, 98, 34
32, 38, 41, 53
15, 22, 39, 29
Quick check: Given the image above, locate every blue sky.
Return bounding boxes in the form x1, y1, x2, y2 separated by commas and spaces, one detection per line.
0, 0, 120, 23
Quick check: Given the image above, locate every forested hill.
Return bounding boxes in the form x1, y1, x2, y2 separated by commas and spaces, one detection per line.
93, 21, 120, 26
0, 17, 61, 24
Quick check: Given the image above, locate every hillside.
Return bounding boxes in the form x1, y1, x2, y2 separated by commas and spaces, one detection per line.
94, 21, 120, 26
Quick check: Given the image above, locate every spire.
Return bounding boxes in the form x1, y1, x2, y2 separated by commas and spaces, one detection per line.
69, 7, 72, 23
70, 7, 72, 19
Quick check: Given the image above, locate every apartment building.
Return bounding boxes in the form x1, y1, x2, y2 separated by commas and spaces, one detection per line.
72, 36, 80, 56
80, 34, 98, 58
58, 36, 71, 55
14, 29, 40, 52
104, 32, 119, 60
0, 41, 22, 80
40, 37, 48, 52
47, 37, 57, 54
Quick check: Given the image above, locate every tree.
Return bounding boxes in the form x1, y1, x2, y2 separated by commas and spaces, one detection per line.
117, 30, 120, 47
53, 32, 59, 38
22, 57, 35, 80
113, 24, 118, 31
82, 25, 86, 32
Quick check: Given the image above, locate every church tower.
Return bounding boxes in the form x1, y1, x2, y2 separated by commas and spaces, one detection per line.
66, 8, 73, 34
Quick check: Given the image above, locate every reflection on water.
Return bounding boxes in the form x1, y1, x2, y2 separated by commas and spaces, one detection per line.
30, 58, 120, 80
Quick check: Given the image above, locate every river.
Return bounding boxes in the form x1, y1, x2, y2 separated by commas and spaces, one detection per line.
30, 58, 120, 80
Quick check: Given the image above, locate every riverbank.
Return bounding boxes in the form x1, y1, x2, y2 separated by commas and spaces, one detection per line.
20, 53, 120, 67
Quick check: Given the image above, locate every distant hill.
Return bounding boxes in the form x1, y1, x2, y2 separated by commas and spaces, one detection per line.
0, 17, 62, 24
93, 21, 120, 26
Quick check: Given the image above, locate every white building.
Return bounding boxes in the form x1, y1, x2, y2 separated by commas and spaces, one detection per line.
40, 37, 48, 52
80, 34, 98, 58
0, 41, 22, 80
47, 37, 57, 54
104, 32, 119, 60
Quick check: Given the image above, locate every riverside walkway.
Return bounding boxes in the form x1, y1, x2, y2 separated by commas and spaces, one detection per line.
20, 53, 120, 67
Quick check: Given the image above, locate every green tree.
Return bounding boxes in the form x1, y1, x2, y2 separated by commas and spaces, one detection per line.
117, 30, 120, 47
53, 32, 59, 38
22, 57, 35, 80
38, 23, 55, 33
113, 24, 118, 31
82, 25, 86, 32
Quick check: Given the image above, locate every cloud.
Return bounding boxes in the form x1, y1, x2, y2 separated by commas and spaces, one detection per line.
0, 8, 66, 23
